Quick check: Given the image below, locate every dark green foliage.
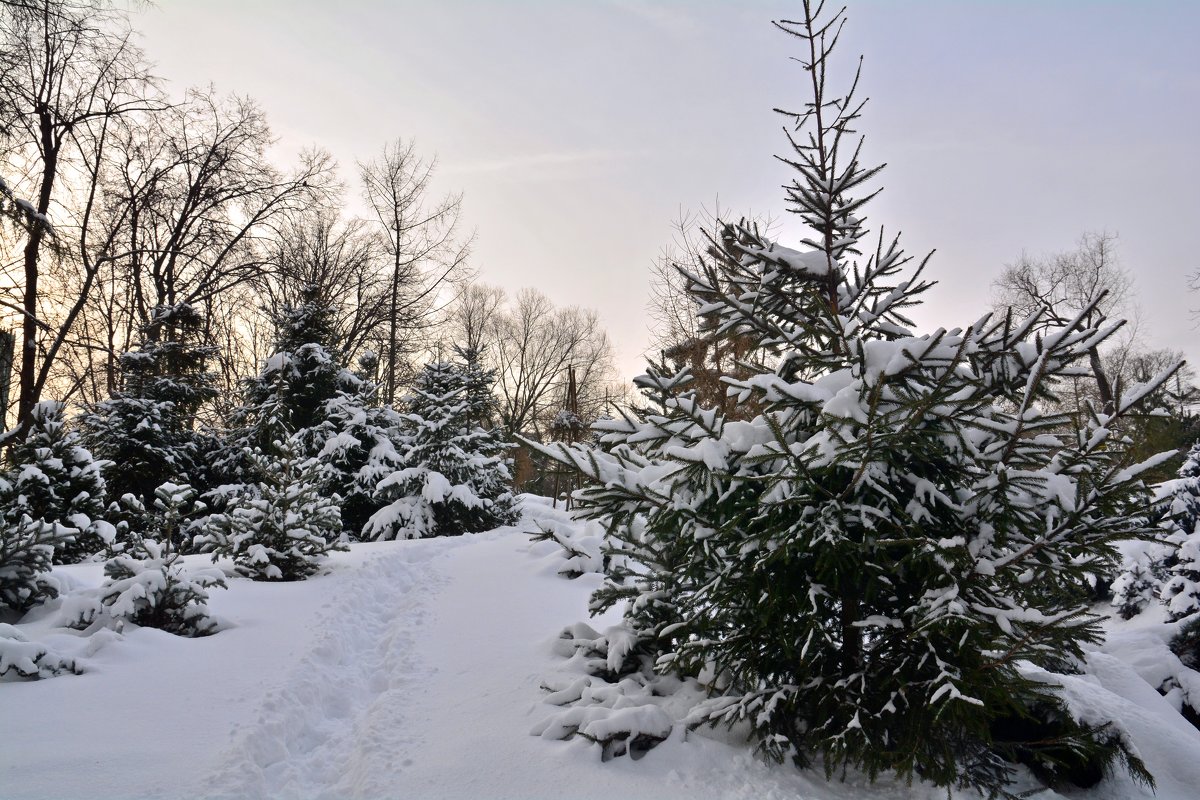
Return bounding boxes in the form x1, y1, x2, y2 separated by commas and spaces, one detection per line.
1170, 615, 1200, 672
197, 407, 347, 582
535, 4, 1166, 795
317, 376, 405, 539
81, 304, 218, 518
236, 286, 358, 461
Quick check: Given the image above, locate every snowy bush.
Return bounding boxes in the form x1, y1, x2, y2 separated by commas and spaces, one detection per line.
0, 623, 78, 680
533, 622, 696, 760
197, 437, 346, 581
67, 534, 226, 638
530, 519, 607, 578
0, 516, 70, 615
532, 6, 1166, 795
367, 354, 517, 540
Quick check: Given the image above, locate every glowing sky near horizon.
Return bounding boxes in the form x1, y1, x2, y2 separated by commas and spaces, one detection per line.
135, 0, 1200, 380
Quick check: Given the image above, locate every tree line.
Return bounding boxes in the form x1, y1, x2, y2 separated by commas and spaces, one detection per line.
0, 0, 617, 456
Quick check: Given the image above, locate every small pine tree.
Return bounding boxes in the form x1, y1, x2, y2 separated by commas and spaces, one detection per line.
68, 533, 226, 638
366, 353, 517, 540
534, 5, 1163, 794
3, 401, 109, 563
1111, 558, 1159, 620
198, 431, 346, 581
0, 516, 70, 615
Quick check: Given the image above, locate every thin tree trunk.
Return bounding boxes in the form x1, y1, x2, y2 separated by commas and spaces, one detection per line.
16, 134, 57, 433
1088, 347, 1115, 416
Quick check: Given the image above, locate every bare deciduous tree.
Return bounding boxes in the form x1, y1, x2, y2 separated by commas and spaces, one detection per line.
446, 282, 505, 356
359, 138, 473, 404
60, 90, 334, 403
483, 287, 616, 438
0, 0, 157, 435
646, 206, 775, 419
993, 231, 1131, 414
249, 206, 391, 368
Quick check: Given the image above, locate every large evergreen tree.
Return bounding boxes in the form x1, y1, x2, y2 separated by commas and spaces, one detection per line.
81, 304, 218, 520
534, 4, 1167, 794
318, 374, 406, 539
2, 401, 110, 563
224, 289, 402, 538
366, 351, 517, 539
198, 391, 346, 581
234, 285, 357, 463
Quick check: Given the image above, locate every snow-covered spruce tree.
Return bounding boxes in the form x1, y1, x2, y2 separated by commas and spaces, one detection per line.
366, 351, 517, 539
2, 401, 110, 563
81, 304, 218, 537
232, 285, 357, 465
1163, 441, 1200, 621
317, 361, 406, 539
221, 292, 402, 538
1109, 439, 1200, 620
1110, 557, 1160, 620
198, 394, 346, 581
0, 516, 70, 615
533, 5, 1168, 795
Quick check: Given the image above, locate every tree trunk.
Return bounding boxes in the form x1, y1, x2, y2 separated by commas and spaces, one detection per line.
839, 580, 863, 675
16, 131, 57, 435
1088, 347, 1116, 416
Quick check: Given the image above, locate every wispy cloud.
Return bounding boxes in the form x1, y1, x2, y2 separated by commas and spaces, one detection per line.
443, 149, 644, 177
606, 0, 700, 38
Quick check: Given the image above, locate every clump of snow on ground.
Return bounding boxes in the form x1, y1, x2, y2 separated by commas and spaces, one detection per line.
2, 497, 1199, 799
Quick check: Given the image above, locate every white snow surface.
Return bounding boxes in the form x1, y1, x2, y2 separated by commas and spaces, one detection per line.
4, 498, 1200, 799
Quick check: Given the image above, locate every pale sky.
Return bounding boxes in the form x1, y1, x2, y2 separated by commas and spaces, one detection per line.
135, 1, 1200, 381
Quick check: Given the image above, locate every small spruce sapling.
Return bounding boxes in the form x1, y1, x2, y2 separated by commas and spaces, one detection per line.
0, 516, 70, 615
0, 623, 79, 679
68, 483, 226, 637
1164, 441, 1200, 621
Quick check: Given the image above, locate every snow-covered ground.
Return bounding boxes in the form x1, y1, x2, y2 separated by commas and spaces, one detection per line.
5, 500, 1200, 799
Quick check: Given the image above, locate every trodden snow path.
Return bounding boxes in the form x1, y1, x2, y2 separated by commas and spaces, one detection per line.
189, 525, 849, 800
196, 535, 464, 799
